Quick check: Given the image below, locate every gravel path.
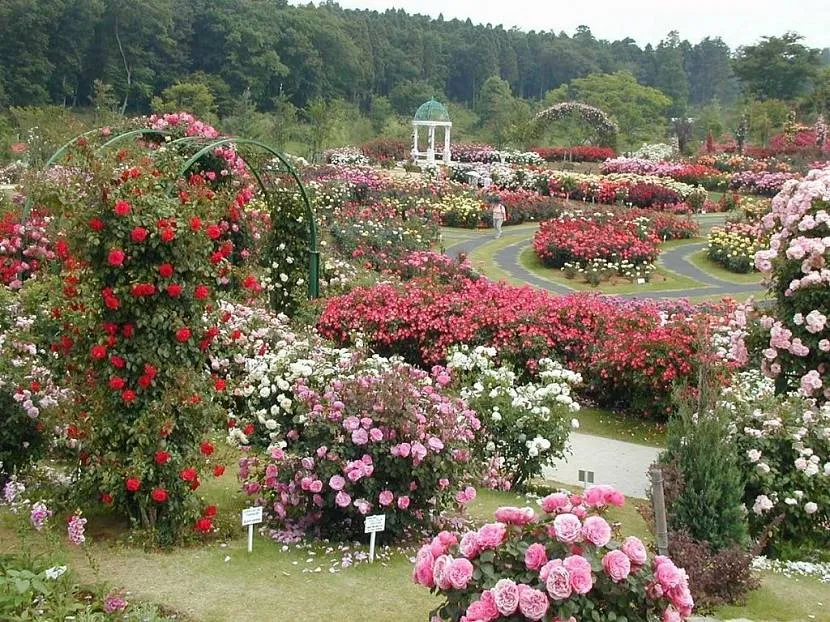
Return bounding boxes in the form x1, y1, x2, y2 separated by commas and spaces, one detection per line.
542, 432, 662, 499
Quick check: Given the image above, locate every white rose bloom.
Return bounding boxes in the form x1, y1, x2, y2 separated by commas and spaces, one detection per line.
756, 462, 771, 474
571, 418, 580, 429
746, 449, 762, 463
265, 419, 278, 430
804, 502, 818, 514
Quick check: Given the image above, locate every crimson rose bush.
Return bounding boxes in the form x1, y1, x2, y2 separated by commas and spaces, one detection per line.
415, 486, 694, 621
26, 137, 257, 543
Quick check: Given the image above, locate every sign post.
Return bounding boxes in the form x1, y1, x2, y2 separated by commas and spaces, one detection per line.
241, 506, 264, 553
364, 514, 386, 563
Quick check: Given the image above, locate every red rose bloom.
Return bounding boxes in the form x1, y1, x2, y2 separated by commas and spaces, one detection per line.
154, 450, 171, 465
108, 376, 126, 390
121, 389, 137, 403
122, 323, 134, 338
194, 284, 210, 300
175, 327, 191, 342
195, 517, 212, 533
151, 488, 169, 503
159, 228, 176, 242
91, 345, 107, 360
213, 465, 226, 477
214, 378, 226, 391
206, 224, 222, 240
138, 375, 152, 389
209, 251, 224, 264
107, 249, 125, 266
144, 363, 158, 378
110, 355, 126, 369
166, 283, 183, 297
113, 200, 131, 216
199, 441, 215, 457
89, 217, 105, 232
189, 216, 202, 231
180, 467, 197, 482
203, 505, 217, 517
243, 423, 255, 435
227, 418, 237, 429
190, 478, 200, 491
130, 227, 148, 243
125, 477, 141, 492
101, 492, 114, 504
103, 322, 118, 335
158, 263, 174, 278
242, 274, 260, 291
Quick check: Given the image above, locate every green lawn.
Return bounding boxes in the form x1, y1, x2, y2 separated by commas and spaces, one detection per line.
517, 245, 705, 295
577, 407, 667, 448
687, 249, 765, 285
717, 572, 828, 622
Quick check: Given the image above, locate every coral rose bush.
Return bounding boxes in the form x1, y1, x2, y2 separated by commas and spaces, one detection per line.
415, 486, 693, 621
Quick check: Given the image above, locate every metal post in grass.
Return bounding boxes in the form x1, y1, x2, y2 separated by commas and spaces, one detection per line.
650, 466, 669, 556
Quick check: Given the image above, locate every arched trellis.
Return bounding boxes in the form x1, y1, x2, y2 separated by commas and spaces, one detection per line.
533, 102, 619, 148
24, 128, 319, 299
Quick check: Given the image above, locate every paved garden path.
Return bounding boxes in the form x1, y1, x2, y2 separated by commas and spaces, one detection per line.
542, 432, 662, 499
443, 219, 765, 301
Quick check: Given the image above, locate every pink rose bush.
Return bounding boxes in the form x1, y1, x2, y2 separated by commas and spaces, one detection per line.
415, 486, 693, 621
234, 337, 480, 540
753, 166, 830, 400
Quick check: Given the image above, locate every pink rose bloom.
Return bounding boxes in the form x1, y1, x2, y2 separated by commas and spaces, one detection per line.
585, 484, 624, 508
430, 531, 458, 557
552, 513, 583, 543
662, 606, 682, 622
397, 442, 411, 457
335, 491, 351, 508
351, 428, 369, 445
439, 478, 450, 490
427, 436, 444, 451
301, 457, 315, 470
455, 486, 477, 504
459, 531, 481, 559
655, 557, 683, 589
369, 428, 384, 442
621, 536, 648, 566
545, 563, 572, 601
540, 492, 572, 514
582, 515, 612, 547
447, 557, 474, 590
432, 554, 454, 590
477, 522, 507, 550
413, 546, 435, 588
539, 559, 556, 582
360, 416, 373, 429
343, 416, 360, 431
466, 590, 499, 622
518, 584, 550, 621
411, 442, 428, 463
397, 495, 410, 510
563, 555, 593, 594
355, 498, 371, 515
492, 579, 519, 616
309, 479, 323, 493
602, 550, 631, 582
494, 506, 536, 526
328, 475, 345, 491
524, 543, 548, 571
378, 490, 394, 506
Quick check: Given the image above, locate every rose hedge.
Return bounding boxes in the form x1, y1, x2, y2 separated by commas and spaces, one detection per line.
531, 146, 616, 163
318, 279, 716, 418
416, 486, 694, 621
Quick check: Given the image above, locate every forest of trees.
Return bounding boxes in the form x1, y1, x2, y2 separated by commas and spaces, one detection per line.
1, 0, 829, 154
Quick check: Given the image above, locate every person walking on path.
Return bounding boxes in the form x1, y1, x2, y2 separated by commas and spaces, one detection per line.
490, 195, 506, 238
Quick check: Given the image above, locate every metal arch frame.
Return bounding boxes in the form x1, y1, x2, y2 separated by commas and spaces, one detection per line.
26, 129, 320, 300
169, 137, 319, 299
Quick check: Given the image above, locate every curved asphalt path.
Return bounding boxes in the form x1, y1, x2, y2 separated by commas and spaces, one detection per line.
444, 223, 765, 300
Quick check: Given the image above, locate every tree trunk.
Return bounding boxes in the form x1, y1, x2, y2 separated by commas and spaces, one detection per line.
115, 16, 131, 115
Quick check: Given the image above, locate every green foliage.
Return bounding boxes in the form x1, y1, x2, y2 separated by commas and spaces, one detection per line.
662, 369, 748, 551
734, 33, 821, 101
151, 82, 218, 122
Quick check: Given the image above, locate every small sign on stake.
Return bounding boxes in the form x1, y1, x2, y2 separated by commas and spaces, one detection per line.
364, 514, 386, 563
241, 506, 263, 553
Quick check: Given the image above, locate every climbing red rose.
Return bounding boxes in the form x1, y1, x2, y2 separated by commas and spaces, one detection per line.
175, 327, 191, 342
180, 467, 197, 482
125, 477, 141, 492
130, 227, 148, 243
107, 249, 125, 266
158, 263, 174, 278
205, 224, 221, 240
151, 488, 169, 503
113, 200, 131, 216
194, 517, 212, 533
199, 441, 215, 457
154, 450, 171, 465
213, 465, 226, 477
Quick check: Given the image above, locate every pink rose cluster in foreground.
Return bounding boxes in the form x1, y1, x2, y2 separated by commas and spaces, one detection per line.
414, 485, 693, 622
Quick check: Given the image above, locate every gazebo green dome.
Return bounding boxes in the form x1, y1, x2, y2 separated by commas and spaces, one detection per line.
413, 98, 450, 122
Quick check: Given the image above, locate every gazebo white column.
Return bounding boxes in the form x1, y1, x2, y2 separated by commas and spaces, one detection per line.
443, 126, 451, 164
412, 126, 420, 159
427, 126, 436, 163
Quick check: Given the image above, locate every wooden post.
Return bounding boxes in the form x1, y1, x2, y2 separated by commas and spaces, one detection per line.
650, 466, 669, 555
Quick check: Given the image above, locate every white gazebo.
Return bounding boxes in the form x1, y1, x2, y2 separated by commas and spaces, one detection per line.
412, 98, 452, 165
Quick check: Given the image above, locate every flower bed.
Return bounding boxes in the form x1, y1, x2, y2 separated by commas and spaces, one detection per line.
0, 211, 55, 288
360, 138, 409, 162
707, 222, 766, 273
533, 216, 659, 277
602, 158, 727, 191
531, 146, 615, 162
728, 171, 801, 197
415, 486, 694, 621
318, 280, 715, 418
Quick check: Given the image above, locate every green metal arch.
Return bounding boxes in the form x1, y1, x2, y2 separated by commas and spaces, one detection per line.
170, 138, 319, 299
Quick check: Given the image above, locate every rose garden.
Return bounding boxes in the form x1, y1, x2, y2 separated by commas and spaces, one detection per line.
0, 93, 829, 621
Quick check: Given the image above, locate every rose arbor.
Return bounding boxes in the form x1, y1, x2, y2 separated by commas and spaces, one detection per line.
412, 98, 452, 165
25, 118, 317, 543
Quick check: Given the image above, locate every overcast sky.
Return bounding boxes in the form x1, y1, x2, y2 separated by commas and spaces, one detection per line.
300, 0, 830, 49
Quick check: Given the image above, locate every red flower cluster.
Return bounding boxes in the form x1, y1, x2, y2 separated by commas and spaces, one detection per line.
318, 278, 721, 417
533, 217, 659, 269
